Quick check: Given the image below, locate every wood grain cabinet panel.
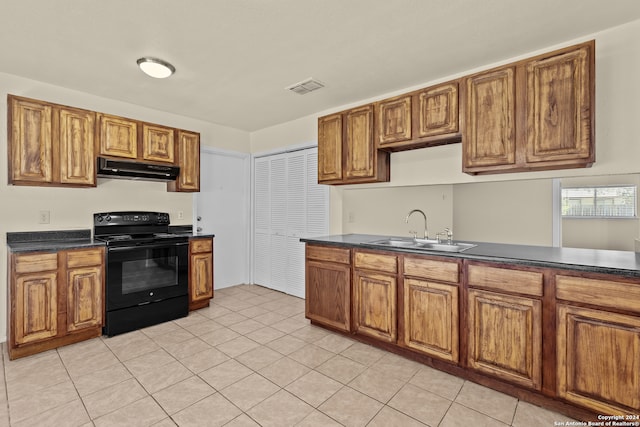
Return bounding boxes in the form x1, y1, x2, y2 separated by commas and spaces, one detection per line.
467, 289, 542, 390
9, 96, 53, 183
306, 258, 351, 332
318, 113, 344, 182
97, 113, 138, 159
58, 107, 95, 185
463, 67, 516, 170
142, 124, 175, 163
14, 270, 58, 345
417, 82, 459, 138
168, 130, 200, 192
66, 265, 103, 332
526, 45, 592, 164
403, 278, 458, 362
189, 237, 214, 310
318, 106, 389, 185
377, 95, 412, 145
557, 304, 640, 414
353, 270, 397, 342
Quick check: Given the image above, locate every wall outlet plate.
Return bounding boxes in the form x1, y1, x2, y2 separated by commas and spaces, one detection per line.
38, 210, 50, 224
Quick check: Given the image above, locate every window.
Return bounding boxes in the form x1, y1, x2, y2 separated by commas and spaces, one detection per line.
561, 185, 637, 218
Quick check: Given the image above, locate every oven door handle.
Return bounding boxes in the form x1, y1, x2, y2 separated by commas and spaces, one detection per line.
107, 241, 189, 251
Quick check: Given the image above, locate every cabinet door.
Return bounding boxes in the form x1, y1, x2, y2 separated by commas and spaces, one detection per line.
9, 96, 53, 183
14, 271, 58, 345
463, 67, 516, 169
417, 82, 459, 138
190, 252, 214, 303
378, 95, 412, 146
525, 44, 593, 164
169, 130, 200, 192
306, 259, 351, 332
467, 289, 542, 390
67, 266, 103, 332
403, 278, 458, 362
354, 270, 397, 342
345, 105, 375, 180
59, 107, 96, 186
142, 123, 175, 163
98, 113, 138, 159
317, 113, 343, 182
557, 304, 640, 414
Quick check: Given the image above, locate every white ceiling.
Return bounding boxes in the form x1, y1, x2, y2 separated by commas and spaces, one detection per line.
2, 0, 640, 132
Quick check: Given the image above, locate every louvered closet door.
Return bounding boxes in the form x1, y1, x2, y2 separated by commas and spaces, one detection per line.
253, 148, 328, 298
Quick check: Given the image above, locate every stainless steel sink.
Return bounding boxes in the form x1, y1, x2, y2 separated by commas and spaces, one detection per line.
364, 238, 477, 253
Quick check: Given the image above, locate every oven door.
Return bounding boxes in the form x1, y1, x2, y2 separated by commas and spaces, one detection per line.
105, 241, 188, 311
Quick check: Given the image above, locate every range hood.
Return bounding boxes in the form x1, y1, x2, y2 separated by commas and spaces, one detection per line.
97, 157, 180, 182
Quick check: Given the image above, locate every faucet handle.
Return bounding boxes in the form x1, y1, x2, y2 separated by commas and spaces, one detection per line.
409, 230, 418, 239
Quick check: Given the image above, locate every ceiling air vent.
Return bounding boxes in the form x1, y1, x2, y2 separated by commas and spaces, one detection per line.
286, 78, 325, 95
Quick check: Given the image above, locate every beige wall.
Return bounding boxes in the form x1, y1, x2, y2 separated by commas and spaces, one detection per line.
249, 18, 640, 247
0, 72, 251, 341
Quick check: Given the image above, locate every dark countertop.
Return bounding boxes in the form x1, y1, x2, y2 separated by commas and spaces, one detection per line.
301, 234, 640, 278
7, 230, 105, 253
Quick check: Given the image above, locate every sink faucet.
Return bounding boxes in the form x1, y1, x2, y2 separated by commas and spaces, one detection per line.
405, 209, 428, 239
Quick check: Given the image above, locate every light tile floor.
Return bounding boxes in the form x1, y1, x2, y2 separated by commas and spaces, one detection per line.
0, 284, 577, 426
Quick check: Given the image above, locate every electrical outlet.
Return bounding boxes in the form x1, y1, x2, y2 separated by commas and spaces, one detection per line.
177, 211, 184, 220
38, 210, 50, 224
348, 212, 355, 223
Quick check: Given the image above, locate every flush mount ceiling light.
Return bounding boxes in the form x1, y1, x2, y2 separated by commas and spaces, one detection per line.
136, 57, 175, 79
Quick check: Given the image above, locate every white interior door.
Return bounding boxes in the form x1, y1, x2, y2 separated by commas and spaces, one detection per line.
252, 147, 328, 298
196, 148, 250, 289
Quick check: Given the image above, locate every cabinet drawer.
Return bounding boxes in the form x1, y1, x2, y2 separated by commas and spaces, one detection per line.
306, 245, 350, 264
556, 275, 640, 314
66, 248, 103, 268
191, 238, 213, 254
354, 251, 397, 274
14, 253, 58, 274
467, 264, 543, 297
404, 256, 459, 283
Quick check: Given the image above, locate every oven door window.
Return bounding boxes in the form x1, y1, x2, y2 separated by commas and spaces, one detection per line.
106, 243, 188, 310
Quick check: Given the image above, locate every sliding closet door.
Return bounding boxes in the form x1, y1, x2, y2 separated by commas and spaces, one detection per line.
253, 147, 328, 298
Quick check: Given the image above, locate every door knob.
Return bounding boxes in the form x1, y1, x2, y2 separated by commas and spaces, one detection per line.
197, 216, 202, 221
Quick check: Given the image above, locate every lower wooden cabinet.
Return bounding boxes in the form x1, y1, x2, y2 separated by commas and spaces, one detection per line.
189, 237, 214, 310
557, 304, 640, 415
305, 245, 351, 332
9, 247, 105, 360
353, 251, 397, 343
403, 278, 459, 362
467, 289, 542, 390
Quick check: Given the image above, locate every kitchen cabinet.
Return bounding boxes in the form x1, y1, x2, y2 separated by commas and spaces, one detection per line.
353, 250, 397, 343
97, 113, 138, 159
142, 123, 175, 164
189, 237, 214, 310
9, 95, 96, 187
466, 263, 543, 390
9, 247, 105, 360
555, 274, 640, 415
401, 256, 460, 363
463, 40, 594, 174
376, 81, 461, 151
168, 130, 200, 192
317, 105, 390, 184
305, 245, 351, 332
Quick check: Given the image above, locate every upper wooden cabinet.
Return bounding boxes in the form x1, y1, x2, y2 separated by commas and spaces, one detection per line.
9, 96, 96, 187
318, 105, 390, 185
167, 130, 200, 192
376, 81, 461, 151
142, 123, 175, 164
463, 41, 594, 174
97, 113, 138, 159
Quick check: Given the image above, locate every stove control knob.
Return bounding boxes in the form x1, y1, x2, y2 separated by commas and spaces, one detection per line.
96, 216, 103, 223
105, 215, 111, 222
